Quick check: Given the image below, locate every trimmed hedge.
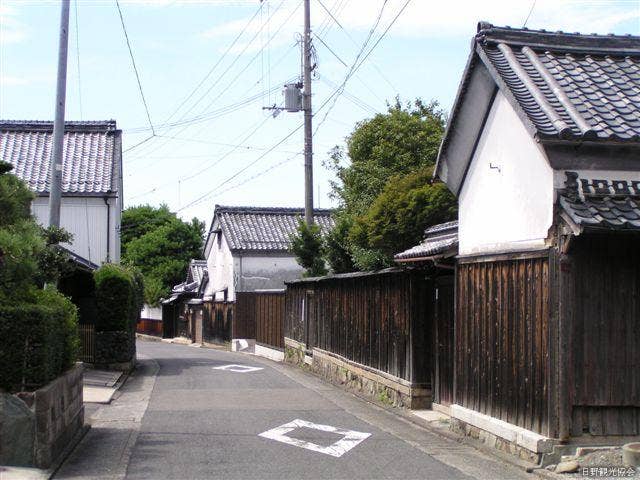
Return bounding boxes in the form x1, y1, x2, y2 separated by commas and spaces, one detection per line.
0, 290, 78, 393
94, 264, 138, 332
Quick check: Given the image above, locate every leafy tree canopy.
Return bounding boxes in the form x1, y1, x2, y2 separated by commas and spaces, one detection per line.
0, 162, 76, 299
122, 205, 204, 305
325, 98, 446, 217
120, 204, 174, 257
289, 218, 327, 277
323, 98, 456, 272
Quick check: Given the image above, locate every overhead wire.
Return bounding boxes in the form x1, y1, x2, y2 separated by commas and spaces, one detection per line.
129, 0, 299, 160
314, 0, 412, 134
115, 0, 155, 135
161, 2, 265, 127
316, 0, 397, 92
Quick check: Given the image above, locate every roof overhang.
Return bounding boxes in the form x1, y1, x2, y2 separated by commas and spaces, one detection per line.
434, 47, 498, 195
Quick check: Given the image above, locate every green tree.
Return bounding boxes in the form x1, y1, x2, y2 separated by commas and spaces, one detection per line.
122, 208, 204, 305
120, 204, 175, 257
289, 218, 327, 277
324, 214, 355, 274
325, 98, 446, 218
323, 98, 452, 271
351, 168, 457, 268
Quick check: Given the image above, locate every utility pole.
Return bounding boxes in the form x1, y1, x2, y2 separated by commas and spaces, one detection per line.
303, 0, 313, 226
48, 0, 70, 228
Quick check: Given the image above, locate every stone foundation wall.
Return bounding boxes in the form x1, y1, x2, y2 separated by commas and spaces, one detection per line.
0, 363, 84, 468
284, 337, 306, 367
451, 418, 541, 463
311, 348, 431, 409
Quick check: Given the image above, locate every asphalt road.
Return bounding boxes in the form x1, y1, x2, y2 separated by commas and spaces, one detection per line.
55, 341, 535, 480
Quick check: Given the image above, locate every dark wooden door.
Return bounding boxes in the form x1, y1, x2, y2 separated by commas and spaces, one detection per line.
434, 276, 455, 406
304, 290, 316, 352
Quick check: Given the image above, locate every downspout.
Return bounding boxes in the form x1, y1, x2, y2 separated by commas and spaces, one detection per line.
103, 197, 110, 262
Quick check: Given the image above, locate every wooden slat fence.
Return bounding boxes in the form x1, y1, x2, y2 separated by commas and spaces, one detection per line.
137, 318, 163, 336
285, 270, 432, 384
203, 301, 233, 343
79, 324, 95, 363
235, 292, 285, 349
569, 234, 640, 435
456, 253, 551, 436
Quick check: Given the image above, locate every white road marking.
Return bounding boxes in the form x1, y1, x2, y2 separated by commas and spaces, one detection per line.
212, 364, 264, 373
258, 419, 371, 458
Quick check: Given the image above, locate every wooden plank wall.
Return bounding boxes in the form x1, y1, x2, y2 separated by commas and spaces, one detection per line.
456, 254, 551, 436
255, 292, 285, 349
234, 293, 257, 339
284, 271, 432, 384
136, 319, 162, 336
569, 234, 640, 435
203, 301, 233, 343
235, 292, 285, 349
434, 278, 455, 406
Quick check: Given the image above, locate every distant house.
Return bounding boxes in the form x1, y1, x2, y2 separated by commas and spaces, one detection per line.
432, 23, 640, 456
158, 260, 209, 340
203, 206, 334, 301
0, 120, 122, 265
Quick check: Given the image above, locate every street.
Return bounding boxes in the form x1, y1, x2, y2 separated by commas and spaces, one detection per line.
55, 341, 534, 480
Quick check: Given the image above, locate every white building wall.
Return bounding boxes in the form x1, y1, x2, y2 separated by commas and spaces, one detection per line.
458, 92, 555, 255
31, 196, 118, 265
237, 255, 303, 293
204, 226, 235, 301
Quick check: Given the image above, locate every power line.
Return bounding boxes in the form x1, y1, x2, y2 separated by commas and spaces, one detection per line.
129, 0, 298, 160
177, 122, 304, 212
115, 0, 155, 135
316, 0, 397, 92
523, 0, 537, 27
161, 1, 264, 127
73, 0, 82, 119
314, 0, 412, 134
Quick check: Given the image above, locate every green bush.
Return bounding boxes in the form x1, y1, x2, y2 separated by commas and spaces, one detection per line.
94, 264, 143, 332
94, 264, 134, 332
0, 289, 78, 393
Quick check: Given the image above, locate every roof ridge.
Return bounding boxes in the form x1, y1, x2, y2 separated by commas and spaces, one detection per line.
215, 205, 334, 215
0, 120, 118, 132
476, 22, 640, 55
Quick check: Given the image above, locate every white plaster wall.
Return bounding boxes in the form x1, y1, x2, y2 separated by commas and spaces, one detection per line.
140, 304, 162, 320
459, 92, 555, 255
31, 196, 117, 265
204, 223, 235, 301
238, 255, 303, 292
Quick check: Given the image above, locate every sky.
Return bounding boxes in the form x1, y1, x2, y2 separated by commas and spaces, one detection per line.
1, 0, 639, 227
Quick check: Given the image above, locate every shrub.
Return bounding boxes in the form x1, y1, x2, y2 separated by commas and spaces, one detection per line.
0, 289, 78, 393
93, 264, 143, 332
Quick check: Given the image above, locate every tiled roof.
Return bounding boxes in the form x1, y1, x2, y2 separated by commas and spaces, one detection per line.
395, 221, 459, 261
476, 23, 640, 142
170, 260, 208, 298
560, 171, 640, 231
187, 260, 208, 286
0, 120, 120, 194
214, 205, 335, 252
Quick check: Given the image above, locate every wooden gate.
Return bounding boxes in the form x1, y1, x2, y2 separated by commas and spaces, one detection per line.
79, 324, 95, 363
433, 276, 454, 406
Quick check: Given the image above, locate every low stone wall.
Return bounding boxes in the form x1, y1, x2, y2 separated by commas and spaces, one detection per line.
94, 330, 136, 370
284, 337, 307, 366
0, 363, 84, 468
449, 404, 555, 463
311, 348, 431, 409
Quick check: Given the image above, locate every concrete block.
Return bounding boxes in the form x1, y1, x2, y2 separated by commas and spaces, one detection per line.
231, 338, 255, 353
